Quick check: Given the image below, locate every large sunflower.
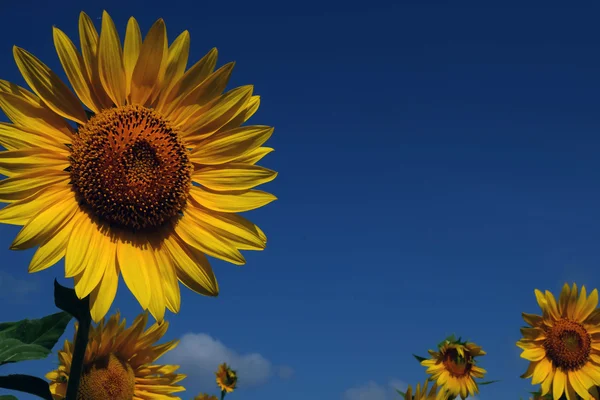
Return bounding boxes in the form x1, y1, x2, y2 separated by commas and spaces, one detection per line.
0, 11, 276, 322
517, 283, 600, 400
46, 311, 185, 400
420, 338, 487, 399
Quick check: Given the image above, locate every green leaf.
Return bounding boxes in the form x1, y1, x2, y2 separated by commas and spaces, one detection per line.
478, 380, 500, 385
396, 388, 406, 396
0, 395, 18, 400
0, 312, 71, 365
412, 354, 427, 363
0, 374, 52, 400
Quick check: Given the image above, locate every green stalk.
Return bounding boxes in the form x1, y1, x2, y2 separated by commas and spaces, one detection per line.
64, 314, 91, 400
53, 280, 92, 400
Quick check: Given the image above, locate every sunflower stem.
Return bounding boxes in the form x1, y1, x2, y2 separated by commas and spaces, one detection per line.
53, 280, 92, 400
65, 314, 91, 400
221, 390, 226, 400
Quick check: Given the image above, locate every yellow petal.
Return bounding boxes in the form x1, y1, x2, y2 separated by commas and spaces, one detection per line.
519, 327, 545, 341
189, 185, 276, 213
159, 31, 190, 98
544, 290, 561, 320
193, 164, 277, 192
53, 27, 100, 114
0, 92, 74, 143
153, 245, 181, 313
553, 369, 567, 399
569, 370, 594, 399
79, 12, 99, 82
5, 118, 52, 149
565, 378, 578, 400
10, 191, 78, 250
174, 212, 245, 265
144, 247, 166, 322
88, 258, 118, 323
0, 184, 72, 225
0, 79, 39, 105
98, 10, 126, 107
130, 18, 167, 105
217, 95, 261, 133
64, 211, 98, 278
535, 289, 547, 310
13, 46, 87, 125
559, 282, 572, 316
520, 346, 546, 361
576, 288, 598, 322
0, 148, 69, 177
29, 213, 77, 273
541, 366, 555, 395
157, 47, 217, 112
73, 227, 113, 299
167, 62, 234, 123
189, 126, 273, 165
123, 17, 142, 99
79, 12, 112, 109
567, 283, 579, 319
531, 357, 551, 384
185, 205, 265, 250
229, 146, 274, 166
116, 234, 151, 309
0, 170, 69, 202
522, 312, 544, 327
162, 234, 219, 296
182, 85, 254, 141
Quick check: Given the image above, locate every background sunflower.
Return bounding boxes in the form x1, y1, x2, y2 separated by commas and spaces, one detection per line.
46, 311, 185, 400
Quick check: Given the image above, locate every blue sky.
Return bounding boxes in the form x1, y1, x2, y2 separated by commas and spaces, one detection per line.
1, 1, 600, 399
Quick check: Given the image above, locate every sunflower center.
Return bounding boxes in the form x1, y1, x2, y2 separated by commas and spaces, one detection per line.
442, 348, 472, 377
543, 318, 591, 371
70, 105, 192, 232
77, 353, 135, 400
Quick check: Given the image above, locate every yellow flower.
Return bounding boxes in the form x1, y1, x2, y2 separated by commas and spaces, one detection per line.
46, 311, 185, 400
401, 378, 449, 400
517, 283, 600, 400
215, 363, 237, 393
194, 394, 219, 400
421, 339, 487, 399
0, 11, 276, 322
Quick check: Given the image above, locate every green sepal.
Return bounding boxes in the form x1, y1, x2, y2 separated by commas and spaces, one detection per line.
53, 280, 89, 321
478, 380, 500, 385
412, 354, 427, 363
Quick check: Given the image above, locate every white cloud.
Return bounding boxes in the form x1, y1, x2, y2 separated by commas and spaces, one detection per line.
164, 333, 292, 389
277, 365, 294, 380
343, 381, 387, 400
388, 379, 407, 393
0, 271, 39, 303
343, 379, 408, 400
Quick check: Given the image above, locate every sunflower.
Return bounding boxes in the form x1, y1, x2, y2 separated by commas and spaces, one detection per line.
46, 311, 185, 400
194, 394, 219, 400
0, 11, 276, 322
215, 363, 237, 393
401, 378, 448, 400
517, 283, 600, 400
421, 338, 487, 399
